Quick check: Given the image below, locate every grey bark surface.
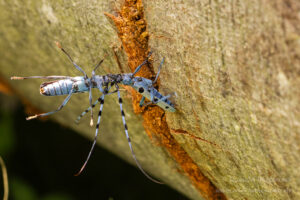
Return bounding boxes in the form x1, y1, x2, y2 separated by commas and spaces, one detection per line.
1, 0, 300, 200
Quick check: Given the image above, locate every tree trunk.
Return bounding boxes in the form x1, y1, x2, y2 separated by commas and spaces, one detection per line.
0, 0, 299, 199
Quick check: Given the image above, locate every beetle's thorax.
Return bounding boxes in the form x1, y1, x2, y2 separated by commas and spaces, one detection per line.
91, 74, 121, 87
106, 74, 123, 83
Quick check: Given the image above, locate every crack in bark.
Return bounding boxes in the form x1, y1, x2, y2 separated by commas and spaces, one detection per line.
105, 1, 227, 199
170, 128, 221, 148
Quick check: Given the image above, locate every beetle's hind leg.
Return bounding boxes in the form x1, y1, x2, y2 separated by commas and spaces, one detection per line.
26, 85, 75, 120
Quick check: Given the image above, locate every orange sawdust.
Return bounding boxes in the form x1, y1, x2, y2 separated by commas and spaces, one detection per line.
105, 0, 227, 199
144, 108, 225, 200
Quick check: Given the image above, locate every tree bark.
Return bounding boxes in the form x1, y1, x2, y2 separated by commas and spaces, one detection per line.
0, 0, 299, 199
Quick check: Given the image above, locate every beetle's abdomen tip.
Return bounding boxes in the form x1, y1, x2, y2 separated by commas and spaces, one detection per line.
40, 84, 52, 96
40, 87, 48, 96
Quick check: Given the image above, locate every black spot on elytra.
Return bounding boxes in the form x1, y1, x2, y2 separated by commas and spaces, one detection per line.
165, 106, 169, 109
138, 87, 144, 93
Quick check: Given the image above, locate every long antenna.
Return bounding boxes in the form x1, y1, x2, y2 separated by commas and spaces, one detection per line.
116, 89, 163, 184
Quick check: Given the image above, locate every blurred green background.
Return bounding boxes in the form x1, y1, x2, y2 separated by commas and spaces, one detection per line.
0, 93, 188, 200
